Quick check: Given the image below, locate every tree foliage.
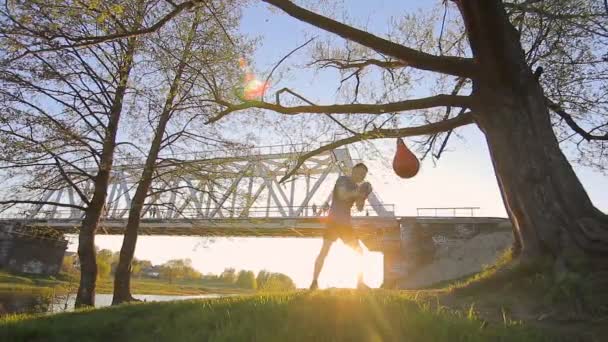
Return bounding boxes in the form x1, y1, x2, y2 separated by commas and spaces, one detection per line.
158, 259, 202, 283
256, 270, 296, 292
219, 267, 237, 284
236, 270, 257, 289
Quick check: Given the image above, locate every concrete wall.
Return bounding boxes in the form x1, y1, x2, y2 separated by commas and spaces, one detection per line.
0, 221, 68, 276
382, 217, 513, 289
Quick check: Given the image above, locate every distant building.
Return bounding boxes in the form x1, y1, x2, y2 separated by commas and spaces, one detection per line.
141, 265, 161, 278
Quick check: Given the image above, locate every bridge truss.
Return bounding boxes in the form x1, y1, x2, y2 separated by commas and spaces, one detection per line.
26, 146, 394, 220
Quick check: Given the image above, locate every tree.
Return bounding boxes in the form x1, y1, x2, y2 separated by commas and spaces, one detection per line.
70, 0, 145, 308
112, 1, 248, 304
214, 0, 607, 271
256, 270, 271, 289
256, 270, 295, 292
236, 270, 257, 289
159, 263, 177, 284
61, 254, 79, 277
1, 0, 249, 306
0, 0, 151, 307
219, 268, 237, 284
4, 0, 607, 280
157, 259, 201, 284
112, 7, 203, 304
131, 259, 152, 278
96, 249, 115, 279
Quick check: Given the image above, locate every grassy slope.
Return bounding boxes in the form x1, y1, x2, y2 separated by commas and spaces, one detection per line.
430, 251, 608, 341
0, 290, 553, 342
0, 271, 251, 295
3, 252, 607, 341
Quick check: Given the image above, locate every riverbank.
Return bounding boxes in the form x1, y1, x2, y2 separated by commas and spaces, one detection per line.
0, 290, 554, 342
0, 271, 252, 296
2, 258, 607, 341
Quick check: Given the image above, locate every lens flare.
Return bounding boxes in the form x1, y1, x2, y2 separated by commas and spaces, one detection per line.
238, 58, 269, 100
243, 78, 269, 100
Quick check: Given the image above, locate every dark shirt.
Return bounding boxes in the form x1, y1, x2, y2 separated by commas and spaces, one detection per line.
328, 176, 357, 225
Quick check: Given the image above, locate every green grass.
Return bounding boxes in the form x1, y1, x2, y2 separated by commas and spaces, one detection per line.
0, 271, 252, 296
0, 290, 555, 342
0, 271, 73, 294
94, 278, 252, 296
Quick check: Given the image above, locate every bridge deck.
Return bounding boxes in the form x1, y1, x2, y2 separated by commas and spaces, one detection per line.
2, 216, 510, 238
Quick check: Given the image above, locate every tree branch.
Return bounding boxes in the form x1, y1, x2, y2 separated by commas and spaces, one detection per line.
6, 0, 199, 62
208, 94, 472, 124
278, 111, 475, 183
0, 200, 86, 211
262, 37, 316, 101
262, 0, 476, 78
546, 98, 608, 141
310, 58, 406, 71
53, 157, 90, 206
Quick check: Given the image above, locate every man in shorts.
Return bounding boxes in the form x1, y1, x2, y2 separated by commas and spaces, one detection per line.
309, 163, 373, 290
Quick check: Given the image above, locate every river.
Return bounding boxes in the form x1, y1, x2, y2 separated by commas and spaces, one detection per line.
0, 292, 226, 316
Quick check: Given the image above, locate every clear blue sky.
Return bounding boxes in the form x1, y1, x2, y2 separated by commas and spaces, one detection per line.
79, 0, 607, 290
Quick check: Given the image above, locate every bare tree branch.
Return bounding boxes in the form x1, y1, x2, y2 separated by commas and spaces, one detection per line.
208, 94, 472, 123
261, 36, 316, 101
0, 200, 86, 211
6, 1, 199, 62
273, 87, 358, 135
546, 98, 608, 141
310, 58, 406, 71
261, 0, 476, 78
278, 111, 475, 183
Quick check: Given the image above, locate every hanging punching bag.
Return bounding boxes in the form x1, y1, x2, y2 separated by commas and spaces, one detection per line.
393, 138, 420, 178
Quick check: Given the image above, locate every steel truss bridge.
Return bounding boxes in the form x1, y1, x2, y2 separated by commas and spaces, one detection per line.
11, 145, 400, 238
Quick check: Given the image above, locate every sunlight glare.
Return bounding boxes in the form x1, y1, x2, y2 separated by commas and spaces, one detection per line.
239, 57, 269, 100
313, 240, 383, 289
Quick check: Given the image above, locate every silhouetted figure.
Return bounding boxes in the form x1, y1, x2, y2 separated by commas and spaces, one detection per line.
321, 202, 330, 216
150, 206, 158, 218
309, 163, 373, 290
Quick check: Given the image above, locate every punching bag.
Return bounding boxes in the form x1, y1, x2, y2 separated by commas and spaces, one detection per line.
393, 138, 420, 178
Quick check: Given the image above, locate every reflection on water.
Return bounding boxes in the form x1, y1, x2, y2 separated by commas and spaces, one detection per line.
0, 292, 224, 316
0, 292, 52, 315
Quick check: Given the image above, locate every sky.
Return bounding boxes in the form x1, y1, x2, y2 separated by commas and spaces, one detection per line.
67, 0, 607, 290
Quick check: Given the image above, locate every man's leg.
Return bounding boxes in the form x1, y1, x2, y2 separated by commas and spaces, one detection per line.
310, 238, 333, 290
344, 238, 369, 289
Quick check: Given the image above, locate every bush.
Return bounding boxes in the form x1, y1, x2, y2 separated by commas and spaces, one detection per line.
257, 270, 296, 292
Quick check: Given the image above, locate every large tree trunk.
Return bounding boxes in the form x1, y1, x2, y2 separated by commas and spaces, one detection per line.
74, 186, 105, 307
111, 112, 169, 304
75, 37, 138, 308
456, 0, 608, 266
112, 14, 200, 304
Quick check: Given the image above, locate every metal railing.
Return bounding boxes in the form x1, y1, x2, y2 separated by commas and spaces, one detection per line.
1, 204, 395, 220
416, 207, 480, 217
75, 141, 346, 170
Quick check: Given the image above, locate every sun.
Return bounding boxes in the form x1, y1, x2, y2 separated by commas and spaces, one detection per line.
316, 240, 383, 289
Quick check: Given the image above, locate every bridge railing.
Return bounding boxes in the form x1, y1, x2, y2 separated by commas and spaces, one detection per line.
65, 142, 346, 172
1, 204, 395, 220
74, 141, 347, 170
416, 207, 480, 217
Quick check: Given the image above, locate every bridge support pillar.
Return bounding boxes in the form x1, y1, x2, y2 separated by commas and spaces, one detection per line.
379, 217, 513, 289
0, 221, 68, 276
379, 218, 413, 289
